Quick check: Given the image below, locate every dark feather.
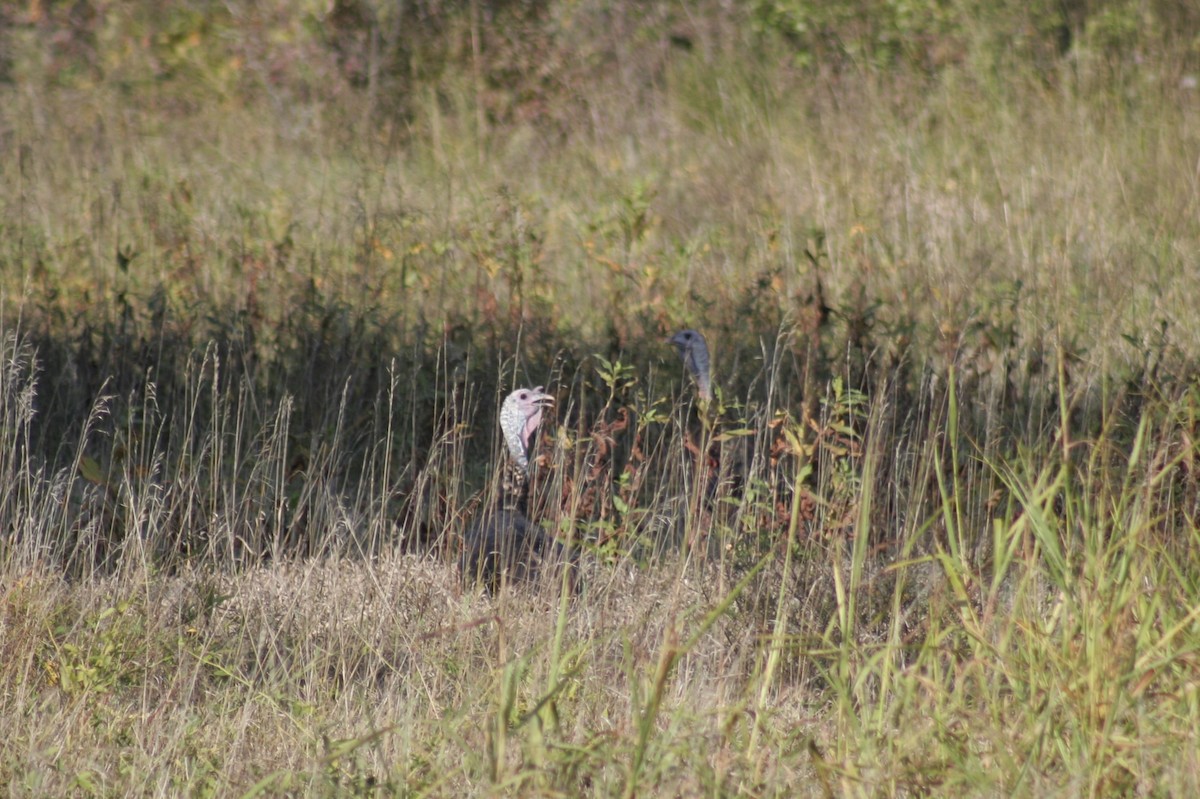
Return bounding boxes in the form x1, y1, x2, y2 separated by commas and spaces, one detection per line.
460, 508, 572, 592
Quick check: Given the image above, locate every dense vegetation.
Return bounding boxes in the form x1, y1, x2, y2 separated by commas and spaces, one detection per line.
2, 0, 1200, 795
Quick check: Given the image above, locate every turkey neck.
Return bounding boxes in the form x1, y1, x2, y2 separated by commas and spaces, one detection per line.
500, 454, 530, 515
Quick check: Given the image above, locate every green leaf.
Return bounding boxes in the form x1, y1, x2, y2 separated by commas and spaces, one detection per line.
79, 457, 107, 486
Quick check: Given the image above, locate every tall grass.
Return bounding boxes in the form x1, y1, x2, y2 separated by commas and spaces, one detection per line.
2, 1, 1200, 795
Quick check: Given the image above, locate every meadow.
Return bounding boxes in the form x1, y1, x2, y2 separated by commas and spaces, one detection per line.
2, 0, 1200, 795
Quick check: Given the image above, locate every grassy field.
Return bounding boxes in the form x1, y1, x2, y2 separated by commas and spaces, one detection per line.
2, 1, 1200, 795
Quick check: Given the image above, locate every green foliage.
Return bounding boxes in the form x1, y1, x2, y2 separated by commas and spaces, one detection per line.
750, 0, 1187, 77
752, 0, 960, 70
46, 601, 144, 697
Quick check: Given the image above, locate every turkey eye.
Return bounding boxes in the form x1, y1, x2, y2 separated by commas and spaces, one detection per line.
519, 392, 528, 400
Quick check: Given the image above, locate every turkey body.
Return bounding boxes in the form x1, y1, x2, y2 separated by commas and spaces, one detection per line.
461, 508, 569, 592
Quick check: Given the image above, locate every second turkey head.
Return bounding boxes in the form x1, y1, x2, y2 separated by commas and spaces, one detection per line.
670, 329, 712, 402
499, 386, 554, 471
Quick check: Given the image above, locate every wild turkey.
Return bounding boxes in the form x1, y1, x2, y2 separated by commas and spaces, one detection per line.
670, 329, 712, 404
670, 329, 718, 455
460, 386, 574, 591
671, 328, 777, 550
671, 328, 816, 552
664, 330, 720, 552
